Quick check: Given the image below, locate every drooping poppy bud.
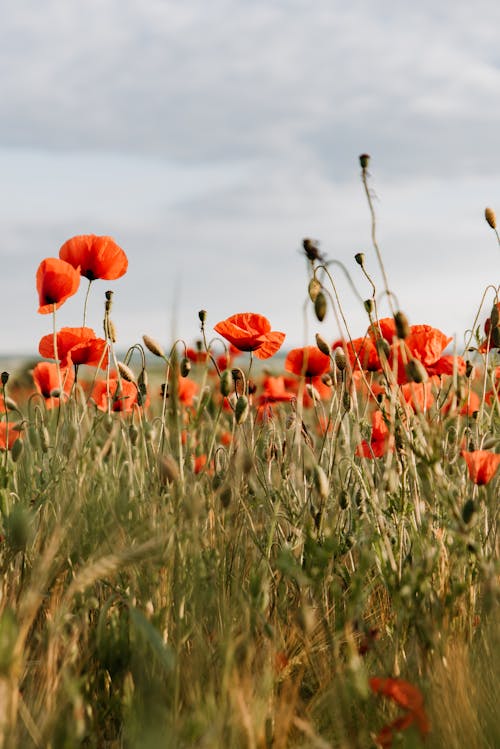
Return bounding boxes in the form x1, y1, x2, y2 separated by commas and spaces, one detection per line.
484, 207, 496, 229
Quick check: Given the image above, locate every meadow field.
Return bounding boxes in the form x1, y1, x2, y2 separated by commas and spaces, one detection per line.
0, 156, 498, 748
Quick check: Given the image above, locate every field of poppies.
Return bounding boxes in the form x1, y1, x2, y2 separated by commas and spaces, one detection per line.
0, 157, 498, 748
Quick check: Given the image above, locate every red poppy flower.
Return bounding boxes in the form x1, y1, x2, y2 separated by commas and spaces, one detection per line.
59, 234, 128, 281
32, 362, 75, 407
370, 677, 430, 747
177, 377, 199, 407
334, 337, 381, 372
259, 376, 295, 405
214, 313, 285, 360
356, 410, 393, 458
285, 346, 330, 378
461, 450, 500, 485
91, 376, 141, 413
38, 327, 108, 369
193, 454, 207, 474
36, 258, 81, 314
0, 422, 23, 450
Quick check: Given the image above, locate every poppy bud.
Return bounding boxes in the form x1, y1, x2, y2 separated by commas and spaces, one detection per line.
354, 252, 365, 267
1, 372, 9, 386
128, 424, 139, 446
105, 290, 113, 301
376, 338, 390, 359
359, 153, 370, 169
198, 309, 207, 323
220, 485, 232, 508
11, 439, 23, 463
462, 499, 476, 525
465, 360, 474, 379
159, 454, 180, 484
235, 395, 249, 424
484, 207, 496, 229
303, 238, 323, 262
117, 361, 136, 382
314, 292, 327, 322
343, 391, 352, 411
405, 359, 428, 383
313, 464, 329, 501
105, 319, 117, 342
143, 335, 165, 358
321, 372, 333, 387
220, 370, 232, 397
339, 489, 349, 510
315, 333, 331, 357
180, 357, 191, 377
363, 299, 374, 315
490, 303, 500, 328
308, 278, 321, 303
394, 311, 410, 339
334, 349, 347, 371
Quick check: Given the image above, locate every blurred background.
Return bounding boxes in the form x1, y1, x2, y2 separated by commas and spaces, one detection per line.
1, 0, 499, 362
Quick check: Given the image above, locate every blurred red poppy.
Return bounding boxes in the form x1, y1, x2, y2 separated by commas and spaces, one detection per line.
214, 313, 285, 359
38, 327, 108, 369
91, 376, 141, 413
37, 258, 81, 314
285, 346, 330, 378
356, 410, 393, 458
479, 302, 500, 352
32, 362, 75, 407
370, 677, 430, 747
0, 422, 22, 450
461, 450, 500, 485
59, 235, 128, 281
258, 376, 295, 405
177, 377, 199, 407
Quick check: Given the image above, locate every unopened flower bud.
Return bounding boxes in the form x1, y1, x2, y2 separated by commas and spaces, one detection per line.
490, 303, 500, 328
308, 277, 322, 303
180, 357, 191, 377
1, 372, 9, 386
364, 299, 374, 315
314, 292, 327, 322
220, 370, 232, 397
159, 454, 180, 484
394, 311, 410, 339
354, 252, 365, 267
405, 359, 428, 383
235, 395, 249, 424
117, 361, 136, 382
334, 348, 347, 371
142, 335, 165, 358
376, 338, 390, 359
315, 333, 331, 357
313, 464, 329, 501
484, 207, 496, 229
198, 309, 207, 323
465, 360, 474, 379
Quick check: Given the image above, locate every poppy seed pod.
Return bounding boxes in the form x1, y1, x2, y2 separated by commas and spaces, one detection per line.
235, 395, 249, 425
198, 309, 207, 323
364, 299, 374, 315
394, 311, 410, 339
315, 333, 331, 357
308, 277, 322, 302
359, 153, 370, 169
354, 252, 365, 267
314, 292, 327, 322
1, 372, 9, 386
405, 359, 428, 384
485, 207, 496, 229
142, 335, 165, 358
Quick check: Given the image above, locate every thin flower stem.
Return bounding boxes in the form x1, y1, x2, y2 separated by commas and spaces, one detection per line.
361, 164, 396, 316
82, 279, 93, 327
52, 306, 63, 394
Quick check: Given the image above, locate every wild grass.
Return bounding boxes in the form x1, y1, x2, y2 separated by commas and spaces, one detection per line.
0, 157, 498, 748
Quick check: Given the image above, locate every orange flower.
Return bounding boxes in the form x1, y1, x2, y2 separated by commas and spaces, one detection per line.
193, 454, 207, 473
461, 450, 500, 485
59, 235, 128, 281
258, 376, 295, 405
285, 346, 330, 378
32, 362, 75, 407
370, 677, 430, 747
177, 377, 199, 407
214, 313, 285, 359
36, 258, 81, 314
333, 337, 380, 372
38, 327, 108, 369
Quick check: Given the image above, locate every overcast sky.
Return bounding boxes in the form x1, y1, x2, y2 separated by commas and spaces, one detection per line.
1, 0, 499, 357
